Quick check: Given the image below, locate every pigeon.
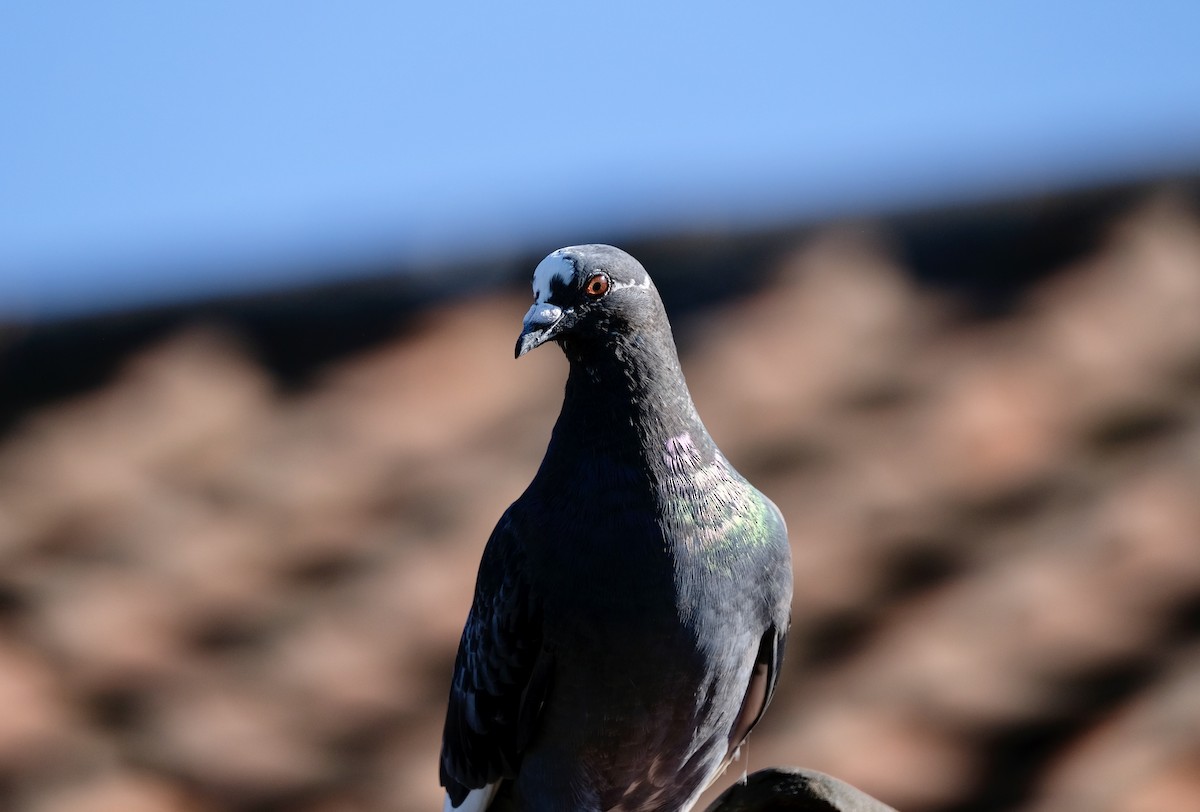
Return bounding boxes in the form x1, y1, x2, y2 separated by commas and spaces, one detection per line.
440, 245, 793, 812
703, 768, 898, 812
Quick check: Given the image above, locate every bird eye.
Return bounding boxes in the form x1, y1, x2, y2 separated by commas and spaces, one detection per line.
584, 273, 610, 298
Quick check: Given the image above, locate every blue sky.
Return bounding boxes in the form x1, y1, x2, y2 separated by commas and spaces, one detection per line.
2, 2, 1199, 319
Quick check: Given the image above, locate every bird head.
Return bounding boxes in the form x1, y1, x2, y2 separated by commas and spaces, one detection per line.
515, 244, 661, 359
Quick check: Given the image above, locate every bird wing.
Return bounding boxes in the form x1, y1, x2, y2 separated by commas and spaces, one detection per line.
440, 508, 550, 808
726, 491, 792, 759
728, 621, 787, 756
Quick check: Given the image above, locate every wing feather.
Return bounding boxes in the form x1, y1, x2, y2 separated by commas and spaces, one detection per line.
440, 509, 548, 806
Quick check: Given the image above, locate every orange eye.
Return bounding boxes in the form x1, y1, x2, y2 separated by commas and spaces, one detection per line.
584, 273, 610, 298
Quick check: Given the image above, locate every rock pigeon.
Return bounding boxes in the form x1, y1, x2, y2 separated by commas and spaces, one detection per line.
440, 245, 794, 811
703, 768, 898, 812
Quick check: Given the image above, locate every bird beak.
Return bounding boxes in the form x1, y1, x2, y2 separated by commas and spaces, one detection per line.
515, 303, 566, 358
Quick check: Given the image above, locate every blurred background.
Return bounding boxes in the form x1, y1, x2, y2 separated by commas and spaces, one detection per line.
2, 2, 1200, 810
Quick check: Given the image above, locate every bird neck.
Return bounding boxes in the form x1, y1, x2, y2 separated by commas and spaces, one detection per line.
548, 330, 718, 468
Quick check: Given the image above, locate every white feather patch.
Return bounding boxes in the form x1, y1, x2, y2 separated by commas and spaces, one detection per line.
443, 783, 499, 812
532, 250, 577, 303
609, 274, 652, 293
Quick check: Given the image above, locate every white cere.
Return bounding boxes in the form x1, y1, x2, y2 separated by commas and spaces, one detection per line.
534, 245, 653, 302
532, 249, 577, 303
